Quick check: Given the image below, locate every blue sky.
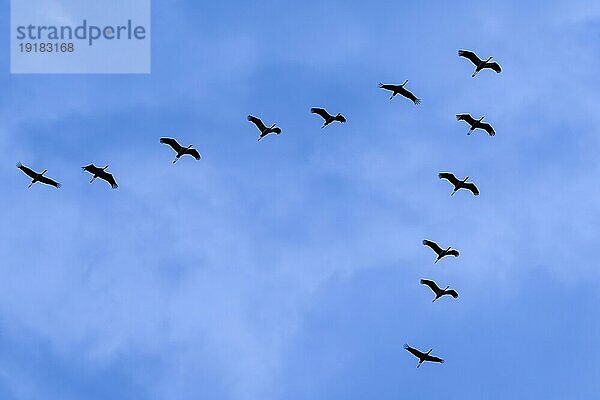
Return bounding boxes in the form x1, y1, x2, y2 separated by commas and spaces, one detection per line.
1, 0, 600, 399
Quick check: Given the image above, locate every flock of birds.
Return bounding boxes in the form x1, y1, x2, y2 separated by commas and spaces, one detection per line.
404, 49, 501, 368
16, 49, 502, 369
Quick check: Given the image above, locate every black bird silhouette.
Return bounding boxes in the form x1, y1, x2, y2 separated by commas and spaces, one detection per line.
456, 113, 496, 136
458, 49, 502, 77
422, 239, 460, 263
378, 81, 421, 105
247, 115, 282, 141
404, 344, 444, 368
420, 279, 459, 302
310, 107, 346, 128
82, 164, 118, 188
438, 172, 480, 196
160, 137, 201, 163
16, 162, 61, 188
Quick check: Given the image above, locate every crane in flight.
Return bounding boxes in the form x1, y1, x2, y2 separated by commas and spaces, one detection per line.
378, 81, 421, 105
422, 239, 460, 263
16, 162, 61, 188
247, 115, 282, 141
458, 49, 502, 77
310, 107, 346, 128
456, 113, 496, 136
438, 172, 480, 196
82, 164, 118, 188
420, 279, 459, 302
160, 137, 201, 163
404, 344, 444, 368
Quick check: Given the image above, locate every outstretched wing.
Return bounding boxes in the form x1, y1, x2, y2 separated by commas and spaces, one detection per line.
16, 162, 37, 179
335, 114, 347, 123
456, 113, 477, 126
425, 354, 444, 364
403, 344, 423, 358
378, 82, 400, 92
438, 172, 460, 186
458, 49, 483, 66
463, 182, 480, 196
422, 239, 443, 255
446, 289, 459, 298
247, 115, 267, 132
82, 164, 101, 175
420, 279, 442, 294
187, 148, 202, 160
39, 175, 61, 188
160, 137, 183, 153
446, 249, 460, 257
486, 61, 502, 73
310, 107, 332, 121
399, 87, 421, 105
480, 122, 496, 136
100, 172, 118, 189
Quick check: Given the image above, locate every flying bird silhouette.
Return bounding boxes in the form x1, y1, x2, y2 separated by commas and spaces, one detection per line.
438, 172, 479, 196
16, 162, 61, 188
456, 113, 496, 136
310, 107, 346, 128
404, 344, 444, 368
160, 137, 201, 163
422, 239, 460, 263
458, 49, 502, 77
247, 115, 282, 141
420, 279, 459, 302
82, 164, 118, 189
378, 81, 421, 105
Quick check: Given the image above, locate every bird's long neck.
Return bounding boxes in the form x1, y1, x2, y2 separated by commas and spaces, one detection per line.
446, 246, 451, 252
444, 286, 450, 291
426, 349, 432, 355
463, 176, 469, 183
41, 169, 47, 175
270, 124, 276, 129
401, 80, 408, 87
478, 116, 485, 123
103, 165, 109, 170
187, 144, 192, 149
485, 57, 493, 63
